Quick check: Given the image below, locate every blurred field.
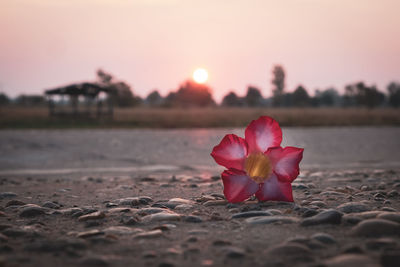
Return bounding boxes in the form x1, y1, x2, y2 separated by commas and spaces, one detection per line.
1, 106, 400, 128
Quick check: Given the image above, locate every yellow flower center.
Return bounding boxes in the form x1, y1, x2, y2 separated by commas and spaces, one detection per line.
245, 153, 272, 183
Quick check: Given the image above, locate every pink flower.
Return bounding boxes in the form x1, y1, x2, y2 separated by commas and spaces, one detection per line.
211, 116, 303, 203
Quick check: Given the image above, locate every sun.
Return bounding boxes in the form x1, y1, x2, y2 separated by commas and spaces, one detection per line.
193, 68, 209, 84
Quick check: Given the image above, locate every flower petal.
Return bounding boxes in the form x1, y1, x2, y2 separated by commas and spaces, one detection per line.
221, 169, 259, 203
211, 134, 248, 170
245, 116, 282, 153
266, 146, 304, 182
255, 173, 294, 202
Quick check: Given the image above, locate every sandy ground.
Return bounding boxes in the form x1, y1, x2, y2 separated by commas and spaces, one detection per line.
1, 168, 400, 267
0, 128, 400, 267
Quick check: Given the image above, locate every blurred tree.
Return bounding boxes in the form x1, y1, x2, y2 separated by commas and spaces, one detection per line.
146, 90, 163, 106
292, 85, 310, 107
0, 93, 10, 106
96, 69, 139, 107
245, 86, 263, 107
222, 91, 243, 107
15, 95, 46, 106
271, 65, 285, 107
168, 80, 215, 107
314, 88, 340, 107
387, 82, 400, 107
344, 82, 385, 108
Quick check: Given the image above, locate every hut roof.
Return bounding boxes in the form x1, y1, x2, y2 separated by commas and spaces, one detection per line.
45, 83, 112, 97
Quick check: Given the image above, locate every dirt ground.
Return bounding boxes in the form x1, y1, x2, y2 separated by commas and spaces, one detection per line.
1, 168, 399, 267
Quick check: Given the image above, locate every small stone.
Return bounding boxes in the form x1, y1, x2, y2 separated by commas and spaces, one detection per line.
0, 192, 17, 199
142, 212, 181, 223
136, 207, 170, 216
351, 219, 400, 237
0, 211, 5, 217
231, 211, 273, 219
19, 205, 46, 217
246, 216, 299, 225
103, 226, 143, 235
311, 233, 336, 244
120, 215, 140, 225
377, 212, 400, 223
324, 254, 379, 267
365, 238, 398, 250
5, 200, 25, 207
133, 229, 163, 239
301, 209, 343, 226
117, 197, 140, 206
76, 229, 104, 238
59, 207, 83, 216
224, 246, 245, 258
183, 215, 203, 223
309, 201, 327, 208
78, 211, 105, 221
265, 209, 282, 215
337, 202, 371, 213
168, 198, 194, 205
175, 204, 194, 211
203, 200, 228, 206
42, 201, 60, 209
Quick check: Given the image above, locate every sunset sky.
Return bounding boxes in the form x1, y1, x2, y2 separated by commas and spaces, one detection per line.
0, 0, 399, 101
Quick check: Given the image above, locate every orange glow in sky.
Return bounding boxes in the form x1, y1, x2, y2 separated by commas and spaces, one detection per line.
0, 0, 400, 101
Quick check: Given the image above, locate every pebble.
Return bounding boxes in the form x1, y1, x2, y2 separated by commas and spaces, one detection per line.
5, 200, 25, 207
377, 212, 400, 223
0, 192, 17, 199
324, 254, 379, 267
142, 212, 181, 223
116, 197, 141, 206
183, 215, 203, 223
136, 207, 170, 216
311, 233, 336, 244
309, 201, 327, 208
168, 198, 194, 205
351, 219, 400, 237
365, 238, 398, 250
301, 209, 343, 226
59, 208, 83, 216
265, 209, 282, 215
103, 226, 143, 235
133, 229, 163, 239
223, 246, 246, 258
78, 211, 105, 221
174, 204, 194, 211
0, 211, 5, 217
246, 216, 299, 225
42, 201, 60, 209
19, 205, 46, 217
231, 211, 273, 219
203, 200, 228, 206
337, 202, 371, 213
76, 229, 104, 238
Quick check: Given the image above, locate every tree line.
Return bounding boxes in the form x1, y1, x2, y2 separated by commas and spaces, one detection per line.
1, 66, 399, 108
